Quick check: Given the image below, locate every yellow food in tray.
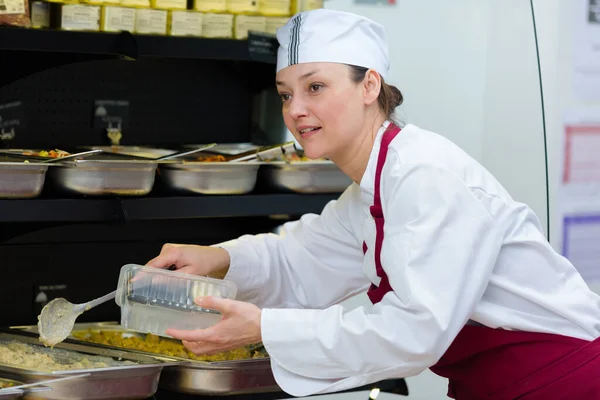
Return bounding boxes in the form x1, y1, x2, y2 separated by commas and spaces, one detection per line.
72, 330, 264, 362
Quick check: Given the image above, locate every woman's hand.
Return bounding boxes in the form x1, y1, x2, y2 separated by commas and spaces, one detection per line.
146, 243, 230, 278
167, 296, 263, 355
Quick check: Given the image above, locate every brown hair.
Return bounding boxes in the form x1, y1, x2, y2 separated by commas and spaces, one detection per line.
348, 65, 403, 122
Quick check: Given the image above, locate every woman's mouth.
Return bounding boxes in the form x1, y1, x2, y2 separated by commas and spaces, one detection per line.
299, 127, 321, 138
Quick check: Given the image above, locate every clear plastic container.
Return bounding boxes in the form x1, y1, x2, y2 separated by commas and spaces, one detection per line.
115, 264, 238, 337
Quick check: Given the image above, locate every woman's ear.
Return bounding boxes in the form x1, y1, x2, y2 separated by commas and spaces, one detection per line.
363, 69, 382, 106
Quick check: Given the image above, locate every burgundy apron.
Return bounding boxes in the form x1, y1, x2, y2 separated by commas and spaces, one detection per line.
363, 123, 600, 399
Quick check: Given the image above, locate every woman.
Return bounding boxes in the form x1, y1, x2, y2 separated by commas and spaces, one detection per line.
147, 9, 600, 399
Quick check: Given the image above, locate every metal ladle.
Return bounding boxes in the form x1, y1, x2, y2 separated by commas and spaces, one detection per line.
37, 290, 116, 347
154, 143, 217, 161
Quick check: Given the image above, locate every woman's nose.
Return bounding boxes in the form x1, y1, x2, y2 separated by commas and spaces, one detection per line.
288, 97, 309, 119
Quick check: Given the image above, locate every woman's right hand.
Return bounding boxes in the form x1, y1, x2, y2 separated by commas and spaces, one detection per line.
146, 243, 231, 278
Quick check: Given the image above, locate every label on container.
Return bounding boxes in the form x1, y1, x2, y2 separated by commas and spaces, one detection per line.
135, 8, 167, 34
247, 31, 277, 63
102, 6, 135, 31
152, 0, 186, 10
227, 0, 257, 14
120, 0, 150, 7
169, 10, 203, 36
193, 0, 225, 13
30, 1, 50, 27
0, 0, 25, 15
234, 15, 265, 39
258, 0, 289, 16
264, 15, 287, 34
202, 13, 233, 38
61, 4, 101, 31
93, 99, 129, 129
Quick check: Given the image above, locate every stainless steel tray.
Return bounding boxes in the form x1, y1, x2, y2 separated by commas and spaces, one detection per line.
260, 161, 352, 193
11, 323, 279, 396
0, 331, 182, 400
47, 159, 158, 197
157, 162, 260, 195
0, 162, 50, 199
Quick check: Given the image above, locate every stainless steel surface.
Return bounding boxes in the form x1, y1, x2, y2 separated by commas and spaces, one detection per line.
160, 358, 279, 395
0, 332, 182, 400
11, 323, 279, 395
158, 162, 260, 195
0, 162, 50, 199
261, 161, 352, 193
47, 160, 157, 196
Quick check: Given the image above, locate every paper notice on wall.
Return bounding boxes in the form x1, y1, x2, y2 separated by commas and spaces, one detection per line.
558, 109, 600, 281
573, 0, 600, 101
562, 215, 600, 282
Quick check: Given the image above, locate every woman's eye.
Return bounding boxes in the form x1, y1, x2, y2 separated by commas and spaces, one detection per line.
309, 84, 323, 92
280, 93, 291, 102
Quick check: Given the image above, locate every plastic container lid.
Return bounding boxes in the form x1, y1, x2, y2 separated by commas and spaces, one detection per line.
115, 264, 237, 337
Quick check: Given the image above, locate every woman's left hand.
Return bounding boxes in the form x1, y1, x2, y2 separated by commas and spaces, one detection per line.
166, 296, 262, 355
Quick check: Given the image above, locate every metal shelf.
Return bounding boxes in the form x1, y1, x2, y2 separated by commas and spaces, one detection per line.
0, 194, 339, 223
0, 26, 269, 62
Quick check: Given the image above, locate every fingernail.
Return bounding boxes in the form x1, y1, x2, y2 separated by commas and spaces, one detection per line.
194, 296, 204, 306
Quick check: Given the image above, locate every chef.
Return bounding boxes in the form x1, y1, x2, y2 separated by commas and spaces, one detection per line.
147, 9, 600, 399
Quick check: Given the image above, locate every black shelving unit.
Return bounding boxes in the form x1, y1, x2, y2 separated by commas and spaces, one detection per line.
0, 26, 272, 62
0, 194, 339, 222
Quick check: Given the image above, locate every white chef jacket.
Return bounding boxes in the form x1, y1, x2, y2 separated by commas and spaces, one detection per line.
217, 121, 600, 397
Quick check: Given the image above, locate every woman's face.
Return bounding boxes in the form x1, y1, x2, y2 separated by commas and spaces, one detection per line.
275, 62, 370, 160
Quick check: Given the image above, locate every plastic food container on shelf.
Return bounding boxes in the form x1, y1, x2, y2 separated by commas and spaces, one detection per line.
115, 264, 238, 337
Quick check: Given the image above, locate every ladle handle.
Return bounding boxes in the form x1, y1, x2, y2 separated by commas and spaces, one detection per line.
84, 290, 117, 310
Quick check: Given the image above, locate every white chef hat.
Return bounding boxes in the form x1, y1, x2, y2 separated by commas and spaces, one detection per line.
276, 9, 390, 80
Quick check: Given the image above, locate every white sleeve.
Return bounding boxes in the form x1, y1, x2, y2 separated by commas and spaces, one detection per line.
216, 183, 369, 309
260, 163, 504, 397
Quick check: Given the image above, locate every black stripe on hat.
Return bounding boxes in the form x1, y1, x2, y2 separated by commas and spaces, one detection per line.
288, 14, 302, 66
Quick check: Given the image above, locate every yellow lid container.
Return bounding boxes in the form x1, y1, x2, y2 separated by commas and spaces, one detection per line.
226, 0, 257, 15
193, 0, 226, 13
258, 0, 289, 16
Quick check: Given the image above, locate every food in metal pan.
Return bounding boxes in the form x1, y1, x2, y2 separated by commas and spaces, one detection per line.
0, 381, 16, 389
0, 341, 136, 371
21, 149, 71, 158
72, 330, 265, 362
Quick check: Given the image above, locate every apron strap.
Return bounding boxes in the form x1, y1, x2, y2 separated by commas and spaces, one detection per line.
366, 123, 401, 304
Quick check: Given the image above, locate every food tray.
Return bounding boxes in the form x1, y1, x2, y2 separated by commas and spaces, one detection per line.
0, 332, 182, 400
11, 323, 280, 396
0, 162, 51, 199
0, 377, 50, 399
81, 146, 177, 160
116, 264, 238, 337
182, 143, 260, 156
260, 161, 352, 193
157, 162, 260, 195
47, 159, 158, 196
